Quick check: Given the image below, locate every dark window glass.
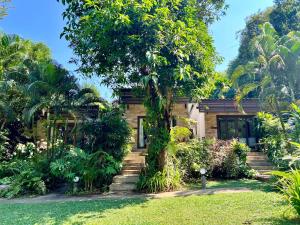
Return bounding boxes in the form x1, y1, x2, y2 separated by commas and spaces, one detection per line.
218, 116, 258, 147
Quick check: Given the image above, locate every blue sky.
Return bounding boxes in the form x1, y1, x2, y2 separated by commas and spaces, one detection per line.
0, 0, 274, 100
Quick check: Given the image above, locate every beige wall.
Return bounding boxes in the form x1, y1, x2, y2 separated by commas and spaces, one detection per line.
188, 103, 205, 139
205, 112, 256, 138
124, 103, 189, 151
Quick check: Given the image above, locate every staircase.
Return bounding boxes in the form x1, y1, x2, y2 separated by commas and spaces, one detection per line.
109, 152, 145, 193
247, 152, 274, 181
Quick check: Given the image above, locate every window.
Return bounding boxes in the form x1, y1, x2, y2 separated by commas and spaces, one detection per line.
217, 116, 258, 147
138, 117, 146, 148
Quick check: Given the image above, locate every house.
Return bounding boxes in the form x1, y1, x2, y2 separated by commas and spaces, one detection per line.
120, 89, 261, 150
110, 89, 266, 192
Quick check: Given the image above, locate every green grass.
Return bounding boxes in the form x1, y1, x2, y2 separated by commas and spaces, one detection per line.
187, 179, 274, 192
0, 180, 299, 225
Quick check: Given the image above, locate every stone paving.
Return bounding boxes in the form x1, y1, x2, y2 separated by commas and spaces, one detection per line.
0, 187, 253, 204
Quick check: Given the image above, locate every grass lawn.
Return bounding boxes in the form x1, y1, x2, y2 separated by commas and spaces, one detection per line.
0, 180, 299, 225
187, 179, 274, 192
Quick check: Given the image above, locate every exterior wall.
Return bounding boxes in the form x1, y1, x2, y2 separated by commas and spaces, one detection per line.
188, 103, 205, 139
204, 112, 257, 138
124, 103, 189, 151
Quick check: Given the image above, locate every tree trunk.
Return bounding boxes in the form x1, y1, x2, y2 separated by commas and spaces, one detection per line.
157, 89, 173, 171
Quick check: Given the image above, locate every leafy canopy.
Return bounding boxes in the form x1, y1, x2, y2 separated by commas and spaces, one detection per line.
59, 0, 226, 99
228, 0, 300, 95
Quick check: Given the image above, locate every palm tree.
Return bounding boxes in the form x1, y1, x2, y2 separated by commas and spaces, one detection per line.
277, 31, 300, 102
24, 63, 105, 150
232, 22, 300, 139
24, 62, 76, 149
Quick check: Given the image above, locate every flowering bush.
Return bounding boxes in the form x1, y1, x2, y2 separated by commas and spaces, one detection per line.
15, 142, 38, 159
176, 139, 251, 180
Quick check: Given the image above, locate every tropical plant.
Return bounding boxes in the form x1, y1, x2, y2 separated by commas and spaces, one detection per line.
0, 129, 9, 161
0, 159, 46, 198
210, 139, 250, 178
232, 22, 300, 141
289, 103, 300, 142
50, 146, 121, 192
257, 112, 289, 169
272, 169, 300, 215
59, 0, 227, 192
229, 0, 300, 84
176, 138, 213, 180
77, 107, 131, 159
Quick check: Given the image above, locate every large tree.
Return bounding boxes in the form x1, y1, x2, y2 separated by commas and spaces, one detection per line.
228, 0, 300, 96
59, 0, 226, 176
232, 23, 300, 141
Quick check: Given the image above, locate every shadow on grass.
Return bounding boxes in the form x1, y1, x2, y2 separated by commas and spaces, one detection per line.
187, 179, 275, 192
0, 197, 148, 225
253, 215, 300, 225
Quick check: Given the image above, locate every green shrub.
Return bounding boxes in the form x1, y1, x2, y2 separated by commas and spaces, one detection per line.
176, 139, 213, 180
0, 130, 10, 161
272, 170, 300, 215
137, 163, 181, 193
257, 112, 289, 169
170, 126, 192, 142
176, 138, 251, 180
78, 108, 131, 161
50, 146, 121, 192
211, 139, 250, 178
0, 160, 46, 198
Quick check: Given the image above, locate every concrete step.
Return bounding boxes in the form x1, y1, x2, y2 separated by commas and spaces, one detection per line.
123, 162, 145, 167
247, 152, 267, 156
251, 165, 274, 171
123, 165, 144, 170
113, 174, 139, 183
122, 169, 141, 175
247, 161, 273, 166
125, 152, 145, 158
255, 174, 272, 182
247, 155, 269, 160
256, 170, 273, 174
124, 159, 145, 164
109, 183, 136, 192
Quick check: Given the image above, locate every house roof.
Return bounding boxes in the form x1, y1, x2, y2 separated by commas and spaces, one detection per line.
119, 88, 190, 104
119, 89, 260, 113
198, 99, 260, 113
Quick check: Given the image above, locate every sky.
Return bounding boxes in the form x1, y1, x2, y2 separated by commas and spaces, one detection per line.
0, 0, 274, 100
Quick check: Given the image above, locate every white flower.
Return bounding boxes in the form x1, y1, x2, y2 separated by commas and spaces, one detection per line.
16, 143, 26, 153
73, 176, 80, 183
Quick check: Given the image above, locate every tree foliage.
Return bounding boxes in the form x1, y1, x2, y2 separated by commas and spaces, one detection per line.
228, 0, 300, 97
59, 0, 226, 184
232, 23, 300, 141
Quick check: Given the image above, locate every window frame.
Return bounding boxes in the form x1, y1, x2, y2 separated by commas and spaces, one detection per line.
217, 115, 258, 147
